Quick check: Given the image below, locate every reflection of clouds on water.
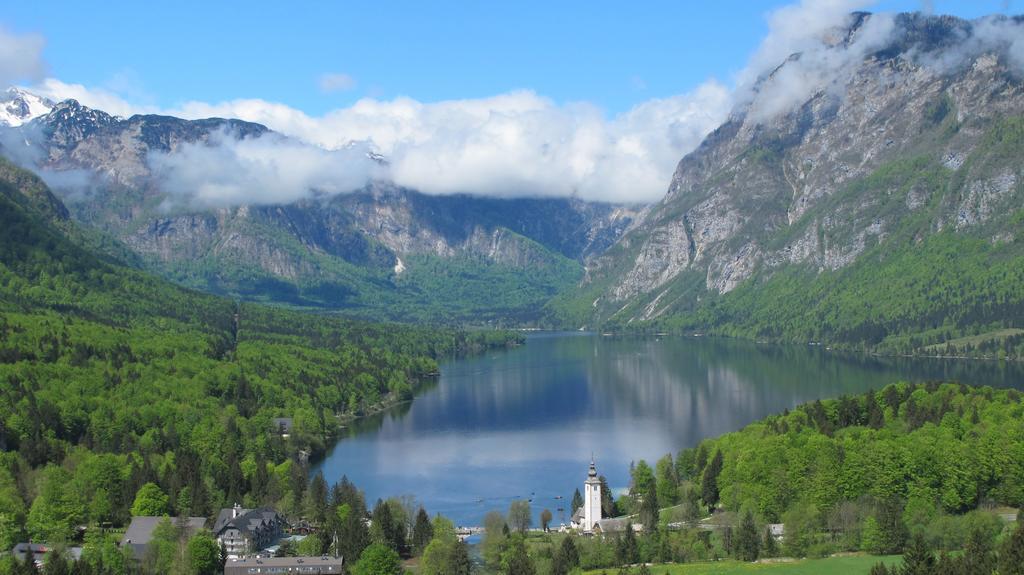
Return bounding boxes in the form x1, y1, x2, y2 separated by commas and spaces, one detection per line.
314, 334, 1024, 526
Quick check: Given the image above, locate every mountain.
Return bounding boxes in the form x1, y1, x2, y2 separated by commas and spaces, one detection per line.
0, 87, 53, 127
0, 99, 637, 324
557, 12, 1024, 353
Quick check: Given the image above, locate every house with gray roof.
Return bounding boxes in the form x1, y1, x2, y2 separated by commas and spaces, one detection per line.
213, 504, 287, 559
121, 516, 207, 559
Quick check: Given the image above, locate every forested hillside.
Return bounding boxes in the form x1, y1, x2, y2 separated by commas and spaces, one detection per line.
671, 382, 1024, 556
0, 158, 519, 550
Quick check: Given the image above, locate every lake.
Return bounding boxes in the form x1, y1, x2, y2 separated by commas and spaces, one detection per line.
311, 333, 1024, 528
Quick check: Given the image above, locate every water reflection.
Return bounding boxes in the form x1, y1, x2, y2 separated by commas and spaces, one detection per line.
313, 334, 1024, 527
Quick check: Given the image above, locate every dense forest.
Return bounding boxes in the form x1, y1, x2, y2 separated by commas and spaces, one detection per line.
0, 157, 520, 570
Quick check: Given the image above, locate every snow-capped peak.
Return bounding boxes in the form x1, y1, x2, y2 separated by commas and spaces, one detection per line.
0, 87, 55, 127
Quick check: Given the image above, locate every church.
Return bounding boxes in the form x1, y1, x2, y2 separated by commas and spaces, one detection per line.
570, 457, 603, 532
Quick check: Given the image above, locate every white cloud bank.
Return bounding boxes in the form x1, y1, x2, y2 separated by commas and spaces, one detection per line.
17, 1, 1024, 207
148, 130, 385, 208
0, 26, 46, 90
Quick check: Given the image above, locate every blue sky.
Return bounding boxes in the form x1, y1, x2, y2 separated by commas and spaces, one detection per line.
2, 0, 1015, 115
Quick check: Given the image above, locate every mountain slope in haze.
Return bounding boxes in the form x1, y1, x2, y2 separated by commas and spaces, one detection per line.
559, 12, 1024, 354
0, 100, 637, 324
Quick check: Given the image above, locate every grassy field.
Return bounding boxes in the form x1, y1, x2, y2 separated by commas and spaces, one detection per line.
582, 555, 902, 575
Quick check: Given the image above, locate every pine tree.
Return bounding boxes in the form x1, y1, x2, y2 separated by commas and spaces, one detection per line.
899, 533, 935, 575
562, 536, 580, 568
701, 451, 723, 508
571, 488, 584, 516
412, 507, 433, 553
735, 511, 761, 562
451, 540, 472, 575
618, 526, 639, 565
599, 475, 616, 517
640, 483, 659, 533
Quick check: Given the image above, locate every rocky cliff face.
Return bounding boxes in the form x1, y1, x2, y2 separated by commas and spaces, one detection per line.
577, 13, 1024, 328
0, 98, 637, 321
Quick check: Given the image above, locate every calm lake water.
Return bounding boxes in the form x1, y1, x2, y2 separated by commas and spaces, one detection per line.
312, 333, 1024, 528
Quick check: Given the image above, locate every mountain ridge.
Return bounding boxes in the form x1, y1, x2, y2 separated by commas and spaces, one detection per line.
552, 11, 1024, 354
0, 95, 639, 323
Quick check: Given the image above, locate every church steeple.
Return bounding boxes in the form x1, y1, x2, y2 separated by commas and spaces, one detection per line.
583, 455, 602, 532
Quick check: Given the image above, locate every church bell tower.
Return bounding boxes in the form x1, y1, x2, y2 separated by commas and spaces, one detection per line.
584, 456, 602, 531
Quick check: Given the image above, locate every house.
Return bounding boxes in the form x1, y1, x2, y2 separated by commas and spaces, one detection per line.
121, 516, 208, 560
768, 523, 785, 540
213, 504, 288, 559
224, 555, 343, 574
272, 418, 293, 438
12, 543, 83, 567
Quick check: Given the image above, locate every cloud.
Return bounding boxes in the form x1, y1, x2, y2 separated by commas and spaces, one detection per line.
33, 78, 156, 118
147, 128, 385, 208
730, 0, 902, 123
912, 15, 1024, 75
0, 123, 99, 200
14, 0, 1020, 207
0, 26, 46, 89
744, 11, 897, 122
154, 82, 731, 203
319, 72, 357, 93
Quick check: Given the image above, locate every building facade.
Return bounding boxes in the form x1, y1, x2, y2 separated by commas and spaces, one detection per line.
213, 505, 287, 559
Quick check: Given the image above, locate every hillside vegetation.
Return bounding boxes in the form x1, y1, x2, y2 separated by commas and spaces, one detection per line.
0, 159, 519, 550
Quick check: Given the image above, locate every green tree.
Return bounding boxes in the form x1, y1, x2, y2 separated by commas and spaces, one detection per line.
481, 510, 508, 570
961, 524, 996, 575
599, 475, 616, 518
861, 516, 884, 554
735, 511, 760, 562
552, 535, 579, 575
411, 508, 433, 554
999, 511, 1024, 575
540, 509, 553, 532
352, 543, 402, 575
899, 533, 934, 575
655, 454, 678, 507
130, 483, 169, 517
451, 540, 472, 575
701, 451, 723, 508
503, 537, 535, 575
42, 550, 70, 575
571, 489, 584, 516
27, 468, 85, 543
508, 500, 531, 534
781, 502, 818, 558
186, 533, 221, 575
616, 527, 639, 566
